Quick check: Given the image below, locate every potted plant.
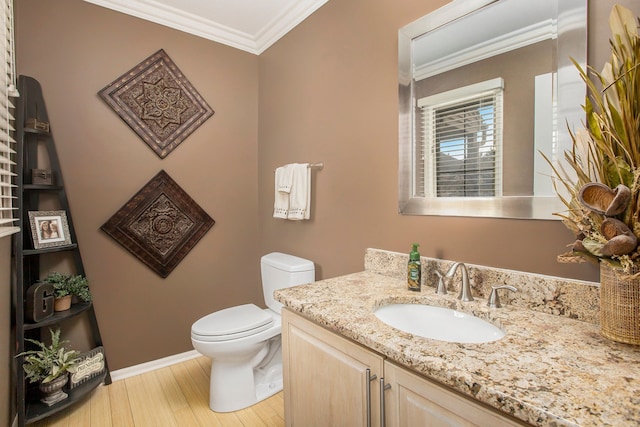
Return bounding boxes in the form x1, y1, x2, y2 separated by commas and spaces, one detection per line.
545, 5, 640, 344
17, 328, 79, 406
42, 272, 92, 311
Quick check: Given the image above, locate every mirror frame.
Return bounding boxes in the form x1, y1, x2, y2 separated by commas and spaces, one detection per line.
398, 0, 587, 220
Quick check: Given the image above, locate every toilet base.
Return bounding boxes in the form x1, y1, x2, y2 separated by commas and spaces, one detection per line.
207, 337, 283, 413
210, 379, 282, 413
254, 362, 283, 403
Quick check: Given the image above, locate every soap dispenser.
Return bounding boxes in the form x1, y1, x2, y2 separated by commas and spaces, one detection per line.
407, 243, 421, 292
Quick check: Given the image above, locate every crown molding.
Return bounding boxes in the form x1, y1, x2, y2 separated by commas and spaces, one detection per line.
82, 0, 329, 55
414, 20, 555, 81
254, 0, 328, 54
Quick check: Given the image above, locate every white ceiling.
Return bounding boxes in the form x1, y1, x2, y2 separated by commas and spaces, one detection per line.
81, 0, 329, 55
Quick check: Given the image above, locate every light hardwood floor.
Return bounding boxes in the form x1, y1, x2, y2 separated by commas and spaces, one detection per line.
30, 356, 285, 427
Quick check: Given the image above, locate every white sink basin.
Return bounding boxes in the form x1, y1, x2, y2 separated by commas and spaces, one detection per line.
374, 304, 504, 343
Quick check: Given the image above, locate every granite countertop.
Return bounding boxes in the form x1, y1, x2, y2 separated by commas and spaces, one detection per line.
275, 269, 640, 427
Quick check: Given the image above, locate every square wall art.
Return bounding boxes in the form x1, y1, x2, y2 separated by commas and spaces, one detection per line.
99, 49, 214, 158
101, 170, 215, 278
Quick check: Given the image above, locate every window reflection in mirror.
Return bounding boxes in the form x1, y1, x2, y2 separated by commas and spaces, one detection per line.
417, 78, 503, 198
398, 0, 587, 219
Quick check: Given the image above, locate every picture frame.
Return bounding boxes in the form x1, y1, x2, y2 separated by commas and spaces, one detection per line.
28, 210, 72, 249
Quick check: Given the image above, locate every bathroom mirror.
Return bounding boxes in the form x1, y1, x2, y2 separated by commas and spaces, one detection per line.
398, 0, 587, 219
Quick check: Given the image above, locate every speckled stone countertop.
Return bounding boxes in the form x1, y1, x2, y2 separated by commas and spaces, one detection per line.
274, 249, 640, 427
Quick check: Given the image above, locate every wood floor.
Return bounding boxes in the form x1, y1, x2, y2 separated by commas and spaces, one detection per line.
30, 356, 285, 427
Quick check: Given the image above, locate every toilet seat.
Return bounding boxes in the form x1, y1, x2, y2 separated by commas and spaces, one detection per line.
192, 304, 274, 342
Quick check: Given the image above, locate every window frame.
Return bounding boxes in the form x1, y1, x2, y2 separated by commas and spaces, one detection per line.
0, 0, 18, 239
417, 78, 504, 199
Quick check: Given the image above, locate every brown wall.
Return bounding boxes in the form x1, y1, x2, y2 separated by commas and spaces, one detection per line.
4, 2, 640, 422
14, 0, 261, 371
258, 0, 608, 283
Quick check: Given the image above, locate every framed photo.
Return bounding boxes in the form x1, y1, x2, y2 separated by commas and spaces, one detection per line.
28, 210, 72, 249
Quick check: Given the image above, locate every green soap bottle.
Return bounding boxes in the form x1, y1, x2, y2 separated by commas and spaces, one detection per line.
407, 243, 421, 291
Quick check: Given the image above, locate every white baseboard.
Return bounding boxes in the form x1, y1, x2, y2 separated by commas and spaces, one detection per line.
110, 350, 201, 382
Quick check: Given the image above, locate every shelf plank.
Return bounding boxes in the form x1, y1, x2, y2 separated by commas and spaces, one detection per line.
25, 371, 108, 423
23, 184, 63, 192
23, 127, 51, 136
23, 244, 78, 256
23, 302, 92, 330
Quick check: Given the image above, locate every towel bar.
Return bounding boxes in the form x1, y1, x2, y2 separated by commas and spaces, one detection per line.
274, 162, 323, 171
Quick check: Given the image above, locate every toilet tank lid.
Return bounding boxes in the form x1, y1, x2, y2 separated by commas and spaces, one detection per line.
261, 252, 314, 272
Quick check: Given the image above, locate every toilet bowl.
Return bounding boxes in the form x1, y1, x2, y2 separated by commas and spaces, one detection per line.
191, 252, 315, 413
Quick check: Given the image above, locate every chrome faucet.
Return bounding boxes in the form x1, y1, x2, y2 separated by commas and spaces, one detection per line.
434, 270, 447, 295
444, 262, 474, 302
487, 285, 517, 308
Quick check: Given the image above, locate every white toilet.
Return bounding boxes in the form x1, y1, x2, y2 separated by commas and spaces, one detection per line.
191, 252, 315, 413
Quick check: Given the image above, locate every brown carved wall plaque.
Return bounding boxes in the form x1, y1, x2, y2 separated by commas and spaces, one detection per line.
99, 49, 214, 159
101, 170, 215, 277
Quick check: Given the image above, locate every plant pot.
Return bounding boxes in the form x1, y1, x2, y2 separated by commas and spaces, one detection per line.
600, 263, 640, 345
39, 374, 68, 406
53, 295, 72, 312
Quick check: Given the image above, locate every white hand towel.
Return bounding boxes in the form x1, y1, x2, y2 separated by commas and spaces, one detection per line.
273, 165, 293, 218
276, 163, 294, 193
287, 163, 311, 220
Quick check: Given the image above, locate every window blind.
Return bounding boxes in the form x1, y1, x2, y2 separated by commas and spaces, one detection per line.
417, 78, 503, 198
0, 0, 18, 238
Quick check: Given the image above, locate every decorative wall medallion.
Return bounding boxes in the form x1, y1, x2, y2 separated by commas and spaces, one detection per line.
101, 170, 215, 278
99, 49, 214, 159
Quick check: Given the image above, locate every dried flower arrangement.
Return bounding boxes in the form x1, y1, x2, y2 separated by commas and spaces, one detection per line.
546, 4, 640, 275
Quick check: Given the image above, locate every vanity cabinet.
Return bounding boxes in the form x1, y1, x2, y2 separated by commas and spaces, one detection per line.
282, 308, 383, 427
384, 361, 525, 426
282, 308, 527, 427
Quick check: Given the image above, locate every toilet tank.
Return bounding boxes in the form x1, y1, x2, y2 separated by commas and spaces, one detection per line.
261, 252, 315, 314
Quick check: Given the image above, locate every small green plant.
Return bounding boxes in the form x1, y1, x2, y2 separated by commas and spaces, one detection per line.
43, 271, 92, 302
17, 328, 79, 384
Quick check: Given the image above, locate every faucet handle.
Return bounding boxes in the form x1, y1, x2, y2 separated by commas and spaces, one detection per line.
487, 285, 517, 308
435, 270, 447, 295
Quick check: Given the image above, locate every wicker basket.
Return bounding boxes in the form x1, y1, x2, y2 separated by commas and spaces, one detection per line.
600, 263, 640, 345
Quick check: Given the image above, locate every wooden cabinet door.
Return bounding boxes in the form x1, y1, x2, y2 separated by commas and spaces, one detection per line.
384, 361, 526, 427
282, 309, 384, 427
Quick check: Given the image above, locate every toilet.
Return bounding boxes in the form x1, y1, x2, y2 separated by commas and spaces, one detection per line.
191, 252, 315, 413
